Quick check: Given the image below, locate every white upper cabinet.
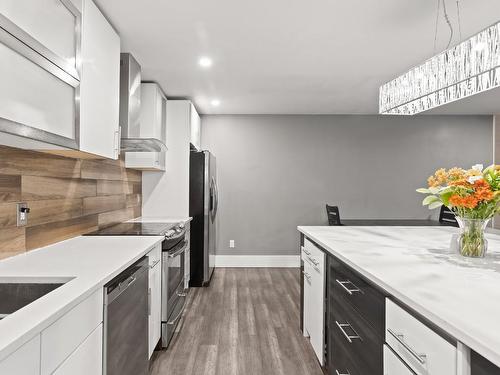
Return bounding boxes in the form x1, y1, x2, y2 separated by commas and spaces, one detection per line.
0, 0, 81, 149
79, 0, 120, 159
0, 0, 121, 159
190, 103, 201, 150
139, 83, 167, 142
125, 82, 167, 170
0, 0, 79, 74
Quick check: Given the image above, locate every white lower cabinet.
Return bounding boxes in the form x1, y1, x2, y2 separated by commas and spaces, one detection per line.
53, 324, 102, 375
0, 289, 103, 375
384, 344, 415, 374
385, 298, 456, 375
41, 289, 103, 375
302, 242, 325, 366
303, 259, 313, 337
0, 335, 40, 375
148, 245, 162, 357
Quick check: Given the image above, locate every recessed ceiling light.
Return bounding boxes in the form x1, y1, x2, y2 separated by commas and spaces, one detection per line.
198, 57, 212, 68
210, 99, 220, 107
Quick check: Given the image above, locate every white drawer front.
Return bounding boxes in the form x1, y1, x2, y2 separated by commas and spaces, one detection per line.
384, 344, 415, 375
0, 335, 40, 375
147, 243, 162, 267
41, 289, 103, 375
53, 324, 102, 375
386, 299, 456, 375
303, 238, 325, 271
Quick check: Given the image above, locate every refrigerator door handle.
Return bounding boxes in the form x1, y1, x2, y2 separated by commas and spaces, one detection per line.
209, 177, 215, 214
213, 178, 219, 217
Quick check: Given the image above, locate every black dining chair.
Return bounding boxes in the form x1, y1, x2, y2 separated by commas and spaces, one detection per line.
439, 206, 459, 227
326, 205, 342, 226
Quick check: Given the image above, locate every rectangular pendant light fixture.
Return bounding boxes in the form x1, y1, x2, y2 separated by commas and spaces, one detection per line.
379, 22, 500, 115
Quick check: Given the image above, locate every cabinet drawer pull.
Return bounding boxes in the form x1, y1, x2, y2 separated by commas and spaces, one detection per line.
335, 279, 361, 295
302, 270, 311, 282
335, 321, 361, 343
387, 328, 427, 365
148, 288, 151, 316
309, 257, 320, 266
335, 370, 350, 375
301, 246, 311, 256
149, 259, 161, 269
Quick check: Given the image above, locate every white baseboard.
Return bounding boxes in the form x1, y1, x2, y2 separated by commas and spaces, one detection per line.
214, 255, 300, 268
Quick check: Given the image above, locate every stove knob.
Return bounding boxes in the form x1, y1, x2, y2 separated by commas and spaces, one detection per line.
175, 227, 182, 233
178, 222, 185, 229
165, 230, 176, 238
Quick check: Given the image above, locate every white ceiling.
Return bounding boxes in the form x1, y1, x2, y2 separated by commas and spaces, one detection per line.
95, 0, 500, 115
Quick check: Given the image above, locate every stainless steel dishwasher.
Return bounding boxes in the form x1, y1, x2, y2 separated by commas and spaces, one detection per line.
104, 257, 149, 375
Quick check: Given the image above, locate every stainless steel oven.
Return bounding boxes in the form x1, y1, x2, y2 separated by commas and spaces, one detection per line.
85, 221, 189, 350
161, 227, 188, 347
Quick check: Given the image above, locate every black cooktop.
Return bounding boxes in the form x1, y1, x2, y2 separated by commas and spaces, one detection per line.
86, 222, 177, 236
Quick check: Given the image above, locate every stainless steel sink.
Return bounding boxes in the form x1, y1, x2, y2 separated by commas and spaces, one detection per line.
0, 277, 72, 319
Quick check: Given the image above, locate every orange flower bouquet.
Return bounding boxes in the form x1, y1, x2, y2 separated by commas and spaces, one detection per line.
417, 164, 500, 257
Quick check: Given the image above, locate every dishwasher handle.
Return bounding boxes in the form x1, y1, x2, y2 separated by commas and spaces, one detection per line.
105, 257, 148, 304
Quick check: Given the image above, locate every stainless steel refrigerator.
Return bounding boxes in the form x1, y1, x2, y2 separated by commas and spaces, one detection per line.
189, 150, 218, 286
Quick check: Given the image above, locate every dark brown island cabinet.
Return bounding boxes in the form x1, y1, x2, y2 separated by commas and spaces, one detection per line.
472, 352, 500, 375
299, 233, 500, 375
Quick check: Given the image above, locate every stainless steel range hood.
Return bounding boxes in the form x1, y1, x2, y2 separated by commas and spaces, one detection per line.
119, 53, 167, 152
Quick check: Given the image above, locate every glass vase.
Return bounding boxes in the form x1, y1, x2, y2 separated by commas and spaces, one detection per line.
456, 218, 490, 258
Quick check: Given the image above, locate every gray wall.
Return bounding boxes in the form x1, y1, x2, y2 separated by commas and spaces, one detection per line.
201, 115, 493, 256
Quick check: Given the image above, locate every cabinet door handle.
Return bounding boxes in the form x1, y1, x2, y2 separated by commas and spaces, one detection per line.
149, 259, 161, 269
335, 321, 361, 343
302, 248, 311, 256
335, 370, 350, 375
387, 328, 427, 365
114, 126, 121, 158
335, 279, 361, 295
148, 287, 151, 316
302, 270, 311, 282
309, 258, 320, 266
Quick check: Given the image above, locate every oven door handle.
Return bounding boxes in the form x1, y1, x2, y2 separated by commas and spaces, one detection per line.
163, 229, 186, 243
167, 303, 185, 325
168, 242, 188, 258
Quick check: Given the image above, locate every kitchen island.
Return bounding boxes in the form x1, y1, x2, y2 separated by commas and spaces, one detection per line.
299, 225, 500, 374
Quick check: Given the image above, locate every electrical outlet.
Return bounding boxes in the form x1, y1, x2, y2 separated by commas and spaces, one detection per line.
229, 240, 235, 248
16, 202, 30, 227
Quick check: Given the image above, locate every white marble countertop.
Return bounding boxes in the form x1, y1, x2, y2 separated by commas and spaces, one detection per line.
128, 216, 192, 224
0, 235, 164, 361
298, 225, 500, 367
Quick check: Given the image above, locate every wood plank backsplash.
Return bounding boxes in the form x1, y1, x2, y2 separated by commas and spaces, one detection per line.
0, 146, 142, 260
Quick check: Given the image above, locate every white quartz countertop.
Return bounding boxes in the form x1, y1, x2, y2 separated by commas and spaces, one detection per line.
0, 235, 164, 361
298, 225, 500, 367
128, 216, 193, 224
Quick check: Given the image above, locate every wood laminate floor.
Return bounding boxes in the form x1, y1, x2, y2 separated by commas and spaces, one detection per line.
150, 268, 323, 375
